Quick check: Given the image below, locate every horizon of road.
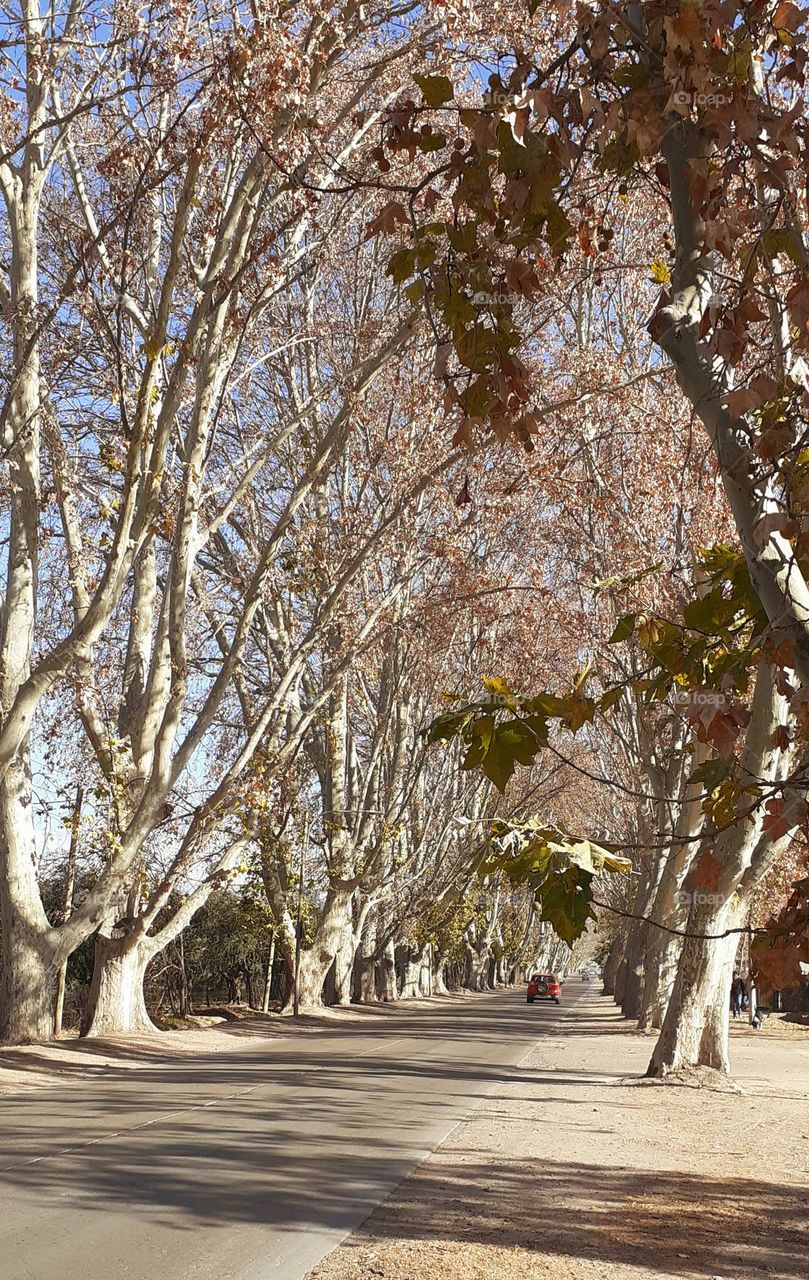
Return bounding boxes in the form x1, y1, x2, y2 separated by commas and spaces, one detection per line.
0, 984, 586, 1280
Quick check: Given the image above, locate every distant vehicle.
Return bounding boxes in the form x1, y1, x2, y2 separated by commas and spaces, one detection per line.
527, 973, 562, 1005
581, 971, 591, 981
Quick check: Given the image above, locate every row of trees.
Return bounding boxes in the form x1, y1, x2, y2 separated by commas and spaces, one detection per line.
1, 0, 807, 1083
385, 0, 809, 1077
0, 0, 589, 1041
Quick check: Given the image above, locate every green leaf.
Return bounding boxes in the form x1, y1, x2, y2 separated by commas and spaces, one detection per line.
387, 249, 416, 286
537, 869, 596, 945
418, 132, 447, 152
481, 733, 516, 792
447, 222, 478, 254
524, 692, 569, 717
424, 708, 475, 744
762, 227, 804, 265
608, 613, 636, 644
613, 63, 648, 90
688, 757, 729, 791
413, 73, 454, 107
599, 686, 623, 711
495, 719, 543, 766
683, 587, 738, 634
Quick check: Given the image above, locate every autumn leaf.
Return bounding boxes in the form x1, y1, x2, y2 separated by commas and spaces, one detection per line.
648, 258, 672, 286
693, 849, 723, 892
413, 73, 454, 107
762, 798, 792, 841
773, 2, 804, 35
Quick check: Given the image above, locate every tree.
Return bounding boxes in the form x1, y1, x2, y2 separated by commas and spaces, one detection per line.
362, 0, 809, 1075
0, 0, 445, 1042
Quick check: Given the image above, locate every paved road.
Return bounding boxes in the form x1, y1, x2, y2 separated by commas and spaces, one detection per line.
0, 986, 582, 1280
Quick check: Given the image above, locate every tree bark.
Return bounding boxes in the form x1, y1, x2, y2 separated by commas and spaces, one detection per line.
646, 901, 740, 1076
636, 926, 682, 1032
354, 915, 378, 1003
0, 772, 65, 1043
433, 949, 450, 995
293, 887, 355, 1009
601, 937, 623, 997
0, 915, 60, 1044
380, 938, 397, 1001
262, 937, 276, 1013
54, 784, 83, 1035
81, 931, 157, 1037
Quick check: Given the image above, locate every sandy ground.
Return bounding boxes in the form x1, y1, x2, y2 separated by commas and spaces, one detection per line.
306, 986, 809, 1280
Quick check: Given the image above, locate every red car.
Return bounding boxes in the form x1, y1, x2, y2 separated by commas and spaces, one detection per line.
527, 972, 562, 1005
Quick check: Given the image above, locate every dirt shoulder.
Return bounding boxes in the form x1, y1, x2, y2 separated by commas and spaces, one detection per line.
306, 985, 809, 1280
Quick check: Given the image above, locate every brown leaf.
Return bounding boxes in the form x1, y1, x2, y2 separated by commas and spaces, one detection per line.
762, 798, 791, 841
773, 2, 804, 33
694, 849, 723, 892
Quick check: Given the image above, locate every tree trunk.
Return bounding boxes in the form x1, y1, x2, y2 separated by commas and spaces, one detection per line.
464, 939, 490, 991
293, 886, 354, 1009
613, 948, 629, 1006
646, 901, 740, 1077
177, 933, 189, 1019
380, 938, 397, 1001
295, 947, 328, 1007
355, 916, 378, 1003
0, 915, 60, 1044
621, 920, 648, 1019
332, 919, 357, 1006
601, 937, 623, 997
636, 926, 682, 1031
419, 945, 433, 997
433, 950, 450, 995
81, 932, 157, 1037
262, 937, 276, 1013
54, 782, 83, 1036
400, 944, 422, 998
0, 770, 64, 1043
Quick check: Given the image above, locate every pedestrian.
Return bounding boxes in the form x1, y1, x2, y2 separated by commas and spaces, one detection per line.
730, 971, 746, 1019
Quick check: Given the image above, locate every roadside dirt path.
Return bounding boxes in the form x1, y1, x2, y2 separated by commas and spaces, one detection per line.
306, 984, 809, 1280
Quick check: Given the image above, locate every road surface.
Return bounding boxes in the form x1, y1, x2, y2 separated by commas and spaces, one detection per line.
0, 986, 582, 1280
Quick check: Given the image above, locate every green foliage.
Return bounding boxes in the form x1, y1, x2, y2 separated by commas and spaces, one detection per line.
481, 820, 630, 945
413, 73, 454, 107
424, 541, 797, 944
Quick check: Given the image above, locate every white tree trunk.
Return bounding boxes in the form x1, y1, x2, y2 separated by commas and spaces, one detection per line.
0, 773, 64, 1042
294, 887, 355, 1009
355, 916, 378, 1003
0, 914, 59, 1044
380, 938, 397, 1001
647, 904, 739, 1077
432, 950, 450, 994
464, 939, 490, 991
400, 945, 422, 999
81, 932, 157, 1038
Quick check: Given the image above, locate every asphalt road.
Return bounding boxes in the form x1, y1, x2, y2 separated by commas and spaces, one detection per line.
0, 985, 583, 1280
